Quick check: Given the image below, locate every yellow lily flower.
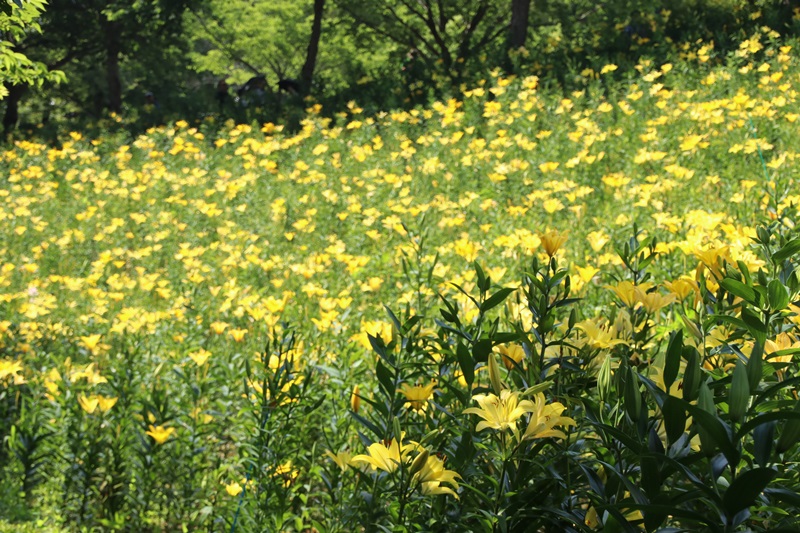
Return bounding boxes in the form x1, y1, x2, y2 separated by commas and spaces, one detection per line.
495, 343, 525, 370
521, 393, 576, 441
351, 438, 415, 473
464, 389, 535, 433
0, 359, 24, 382
413, 454, 461, 498
576, 320, 628, 350
78, 394, 99, 414
225, 481, 243, 496
189, 348, 212, 366
638, 290, 675, 314
539, 230, 568, 257
693, 245, 732, 279
663, 278, 698, 301
765, 332, 800, 364
607, 280, 652, 307
97, 395, 118, 412
325, 450, 354, 472
398, 382, 436, 411
146, 424, 176, 444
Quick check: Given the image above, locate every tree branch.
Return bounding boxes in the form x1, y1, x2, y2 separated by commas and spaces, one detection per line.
188, 7, 262, 75
456, 0, 491, 62
381, 2, 437, 53
416, 0, 452, 66
435, 0, 447, 34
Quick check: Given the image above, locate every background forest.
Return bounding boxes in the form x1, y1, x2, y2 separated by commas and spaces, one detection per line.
1, 0, 799, 137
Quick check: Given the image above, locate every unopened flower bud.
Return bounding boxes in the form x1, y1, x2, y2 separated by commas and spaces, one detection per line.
409, 449, 429, 476
488, 353, 503, 395
350, 385, 360, 413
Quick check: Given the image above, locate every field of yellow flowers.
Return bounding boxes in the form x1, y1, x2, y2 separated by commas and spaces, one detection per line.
2, 28, 800, 532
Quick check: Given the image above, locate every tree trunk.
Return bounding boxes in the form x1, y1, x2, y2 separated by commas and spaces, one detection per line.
3, 84, 27, 136
509, 0, 531, 50
103, 19, 122, 114
300, 0, 325, 94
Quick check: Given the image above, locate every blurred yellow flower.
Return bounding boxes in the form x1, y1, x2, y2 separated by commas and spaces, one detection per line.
78, 394, 99, 414
638, 290, 675, 314
0, 359, 23, 383
189, 348, 212, 366
586, 230, 610, 252
495, 343, 525, 370
693, 246, 732, 279
79, 334, 103, 352
225, 481, 243, 497
274, 460, 298, 487
229, 328, 247, 342
575, 265, 600, 284
664, 278, 698, 301
398, 382, 437, 411
209, 321, 228, 334
325, 450, 354, 472
577, 320, 628, 350
766, 332, 799, 379
607, 281, 653, 308
539, 161, 559, 173
539, 230, 568, 257
97, 395, 118, 412
146, 424, 175, 444
69, 363, 108, 386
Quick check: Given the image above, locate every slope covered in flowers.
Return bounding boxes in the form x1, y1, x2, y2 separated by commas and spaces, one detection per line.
1, 29, 799, 532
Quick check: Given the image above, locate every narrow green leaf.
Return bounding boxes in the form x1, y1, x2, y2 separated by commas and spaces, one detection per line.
375, 359, 394, 396
722, 467, 777, 519
624, 368, 642, 422
640, 455, 661, 498
719, 278, 758, 305
767, 279, 790, 311
662, 396, 687, 446
742, 307, 768, 346
737, 260, 753, 286
368, 333, 390, 364
472, 339, 493, 363
480, 287, 515, 314
474, 261, 489, 292
664, 330, 683, 392
682, 348, 701, 402
456, 342, 474, 387
747, 342, 763, 391
685, 398, 740, 466
753, 421, 775, 468
350, 412, 383, 439
728, 360, 750, 422
756, 226, 771, 245
772, 237, 800, 264
491, 332, 520, 344
777, 400, 800, 453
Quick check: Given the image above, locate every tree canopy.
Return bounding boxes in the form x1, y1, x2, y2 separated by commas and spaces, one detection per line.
0, 0, 797, 135
0, 0, 64, 98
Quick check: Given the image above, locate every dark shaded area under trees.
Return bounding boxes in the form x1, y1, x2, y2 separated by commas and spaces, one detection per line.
2, 0, 799, 141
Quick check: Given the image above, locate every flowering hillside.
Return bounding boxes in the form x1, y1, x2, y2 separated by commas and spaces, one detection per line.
1, 28, 800, 532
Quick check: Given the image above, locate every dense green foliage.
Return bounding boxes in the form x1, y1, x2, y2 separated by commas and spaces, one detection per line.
0, 0, 60, 90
